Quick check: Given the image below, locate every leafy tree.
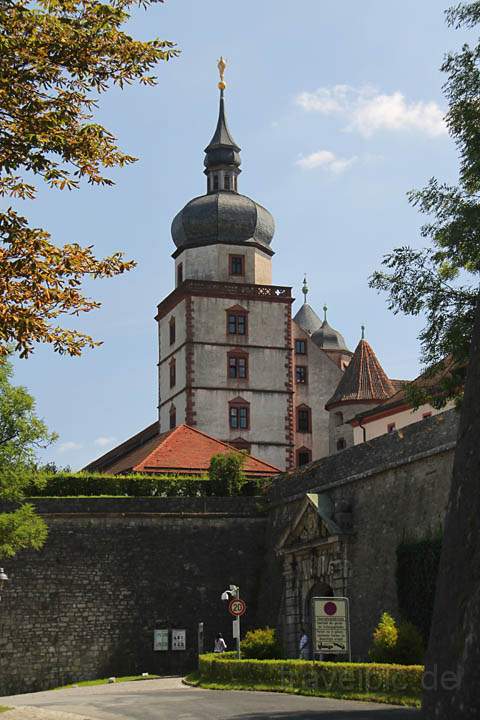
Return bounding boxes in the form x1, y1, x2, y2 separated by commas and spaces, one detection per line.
208, 452, 246, 496
0, 0, 177, 358
0, 356, 57, 558
370, 2, 480, 406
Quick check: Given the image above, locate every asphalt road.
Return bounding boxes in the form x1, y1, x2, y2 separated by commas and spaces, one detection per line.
0, 677, 422, 720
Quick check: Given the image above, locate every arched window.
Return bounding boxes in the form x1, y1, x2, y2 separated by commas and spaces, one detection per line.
336, 437, 346, 451
224, 174, 231, 190
296, 405, 311, 434
334, 411, 343, 427
169, 404, 176, 430
169, 358, 176, 388
229, 397, 250, 430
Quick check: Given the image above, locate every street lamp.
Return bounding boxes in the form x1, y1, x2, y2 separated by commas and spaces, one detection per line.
221, 585, 241, 660
0, 568, 9, 601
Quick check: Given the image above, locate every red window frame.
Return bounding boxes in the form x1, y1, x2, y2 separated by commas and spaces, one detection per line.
387, 422, 396, 433
296, 405, 311, 433
296, 447, 311, 467
229, 398, 250, 430
226, 306, 248, 336
295, 339, 307, 355
228, 350, 248, 380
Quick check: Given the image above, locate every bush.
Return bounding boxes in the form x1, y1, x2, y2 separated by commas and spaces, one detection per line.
209, 452, 246, 496
198, 654, 423, 700
369, 612, 398, 663
369, 612, 425, 665
241, 627, 282, 659
24, 471, 268, 498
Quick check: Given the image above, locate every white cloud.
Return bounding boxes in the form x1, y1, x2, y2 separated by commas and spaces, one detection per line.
58, 441, 82, 453
295, 85, 446, 138
296, 150, 357, 174
94, 436, 117, 448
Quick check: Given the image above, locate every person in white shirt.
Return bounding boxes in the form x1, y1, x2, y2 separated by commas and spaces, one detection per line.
299, 628, 310, 660
214, 633, 227, 653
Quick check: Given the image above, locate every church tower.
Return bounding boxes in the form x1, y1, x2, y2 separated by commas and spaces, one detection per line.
156, 62, 294, 470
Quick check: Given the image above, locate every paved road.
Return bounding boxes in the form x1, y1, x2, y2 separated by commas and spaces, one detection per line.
0, 677, 422, 720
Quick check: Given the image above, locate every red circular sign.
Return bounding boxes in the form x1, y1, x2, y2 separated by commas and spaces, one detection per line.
324, 601, 337, 616
228, 598, 247, 617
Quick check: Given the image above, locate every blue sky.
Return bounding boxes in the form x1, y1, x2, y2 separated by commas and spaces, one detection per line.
11, 0, 467, 468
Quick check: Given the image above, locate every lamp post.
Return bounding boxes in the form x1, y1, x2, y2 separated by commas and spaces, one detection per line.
0, 567, 9, 602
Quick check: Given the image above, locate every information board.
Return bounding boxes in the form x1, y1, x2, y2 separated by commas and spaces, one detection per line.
153, 628, 169, 652
172, 628, 186, 651
312, 597, 350, 657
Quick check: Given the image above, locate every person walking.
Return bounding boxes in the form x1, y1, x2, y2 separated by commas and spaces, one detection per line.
299, 627, 310, 660
214, 632, 227, 653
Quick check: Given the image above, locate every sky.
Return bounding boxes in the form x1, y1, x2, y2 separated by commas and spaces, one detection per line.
10, 0, 469, 469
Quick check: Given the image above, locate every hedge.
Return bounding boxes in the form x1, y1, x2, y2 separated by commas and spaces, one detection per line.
198, 654, 423, 699
25, 473, 269, 498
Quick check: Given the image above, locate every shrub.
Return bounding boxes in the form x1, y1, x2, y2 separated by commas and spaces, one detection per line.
198, 655, 423, 700
369, 612, 425, 665
370, 612, 398, 663
396, 621, 425, 665
241, 627, 282, 659
208, 452, 246, 496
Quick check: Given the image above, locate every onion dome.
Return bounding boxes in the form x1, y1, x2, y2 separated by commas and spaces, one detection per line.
293, 276, 322, 335
312, 305, 349, 351
171, 62, 275, 253
325, 334, 396, 410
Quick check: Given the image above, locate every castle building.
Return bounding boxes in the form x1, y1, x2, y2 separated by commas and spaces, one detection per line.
86, 67, 434, 474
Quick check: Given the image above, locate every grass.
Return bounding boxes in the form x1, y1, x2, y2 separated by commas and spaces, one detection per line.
184, 673, 421, 708
52, 674, 161, 690
0, 707, 11, 713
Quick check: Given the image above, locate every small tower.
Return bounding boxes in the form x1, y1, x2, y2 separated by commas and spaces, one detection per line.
293, 276, 322, 336
325, 331, 396, 454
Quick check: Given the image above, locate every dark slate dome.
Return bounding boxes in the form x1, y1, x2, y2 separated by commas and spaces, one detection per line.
171, 192, 275, 250
171, 82, 275, 252
312, 319, 349, 352
293, 303, 322, 336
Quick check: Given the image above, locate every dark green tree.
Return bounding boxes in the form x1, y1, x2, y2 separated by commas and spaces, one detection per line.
370, 2, 480, 406
0, 357, 56, 558
208, 452, 246, 496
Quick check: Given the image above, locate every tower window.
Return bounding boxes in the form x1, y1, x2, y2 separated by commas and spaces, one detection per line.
387, 423, 396, 433
334, 411, 343, 427
169, 405, 176, 430
297, 448, 312, 467
213, 174, 219, 191
169, 317, 176, 345
229, 255, 245, 276
228, 313, 246, 335
296, 366, 308, 384
229, 398, 250, 430
296, 405, 311, 433
228, 353, 248, 379
336, 437, 346, 451
177, 263, 183, 286
169, 358, 176, 388
295, 339, 307, 355
224, 175, 231, 190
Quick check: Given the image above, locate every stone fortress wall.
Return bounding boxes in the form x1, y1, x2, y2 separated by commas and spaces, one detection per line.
0, 410, 458, 695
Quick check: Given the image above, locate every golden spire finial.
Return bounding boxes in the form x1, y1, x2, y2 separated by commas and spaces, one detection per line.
217, 56, 227, 91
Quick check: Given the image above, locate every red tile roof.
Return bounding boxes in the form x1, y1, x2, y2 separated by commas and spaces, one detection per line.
84, 424, 280, 477
326, 339, 396, 410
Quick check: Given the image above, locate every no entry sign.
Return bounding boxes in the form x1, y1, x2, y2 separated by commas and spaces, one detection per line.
228, 598, 246, 617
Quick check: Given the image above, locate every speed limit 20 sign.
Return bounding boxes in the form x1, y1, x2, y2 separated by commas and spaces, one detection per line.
228, 598, 247, 617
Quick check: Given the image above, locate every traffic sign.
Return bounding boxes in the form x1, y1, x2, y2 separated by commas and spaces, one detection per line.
228, 598, 246, 617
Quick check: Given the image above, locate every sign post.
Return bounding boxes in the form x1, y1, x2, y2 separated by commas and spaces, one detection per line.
312, 597, 351, 661
228, 594, 246, 660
